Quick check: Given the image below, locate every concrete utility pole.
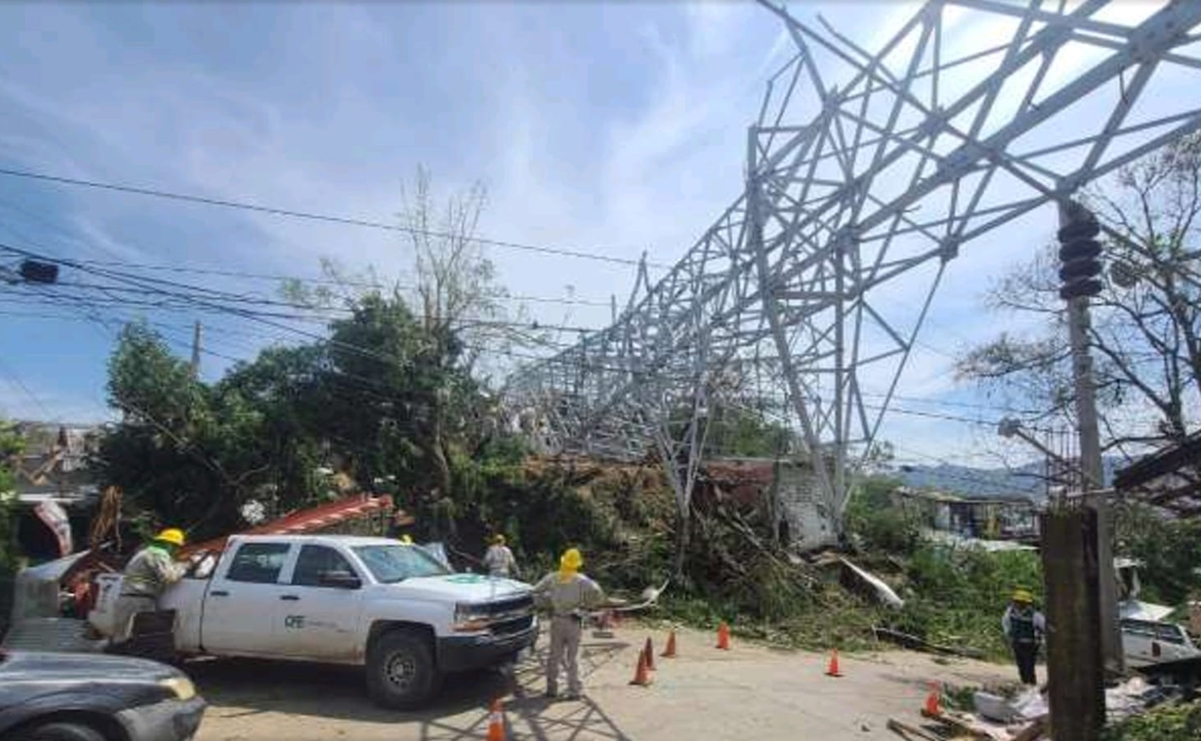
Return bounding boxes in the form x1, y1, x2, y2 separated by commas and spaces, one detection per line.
1042, 507, 1105, 741
1058, 199, 1123, 674
190, 321, 202, 378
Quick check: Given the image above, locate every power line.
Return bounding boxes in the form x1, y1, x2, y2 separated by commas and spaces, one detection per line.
0, 359, 56, 421
3, 244, 610, 336
0, 166, 669, 269
2, 242, 605, 366
61, 258, 614, 308
858, 389, 1045, 417
0, 198, 619, 310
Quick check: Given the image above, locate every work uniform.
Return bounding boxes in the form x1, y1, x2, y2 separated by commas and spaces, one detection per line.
533, 568, 605, 698
484, 544, 518, 578
1002, 602, 1046, 685
112, 543, 186, 642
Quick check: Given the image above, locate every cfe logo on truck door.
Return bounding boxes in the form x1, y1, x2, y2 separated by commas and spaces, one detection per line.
284, 615, 306, 629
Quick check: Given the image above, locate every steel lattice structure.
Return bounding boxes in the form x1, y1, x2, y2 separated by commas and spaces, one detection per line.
505, 0, 1201, 530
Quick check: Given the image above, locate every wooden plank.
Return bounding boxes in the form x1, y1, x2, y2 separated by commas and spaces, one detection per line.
1010, 716, 1048, 741
886, 719, 941, 741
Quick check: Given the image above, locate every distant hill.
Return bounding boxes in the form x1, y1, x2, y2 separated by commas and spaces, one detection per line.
890, 457, 1125, 501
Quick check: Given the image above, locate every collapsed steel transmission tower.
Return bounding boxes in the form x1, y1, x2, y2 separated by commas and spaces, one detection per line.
505, 0, 1201, 540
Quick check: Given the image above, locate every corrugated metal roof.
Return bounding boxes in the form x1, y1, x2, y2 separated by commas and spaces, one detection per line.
180, 493, 394, 557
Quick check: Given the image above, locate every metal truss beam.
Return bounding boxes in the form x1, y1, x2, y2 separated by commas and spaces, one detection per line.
505, 0, 1201, 530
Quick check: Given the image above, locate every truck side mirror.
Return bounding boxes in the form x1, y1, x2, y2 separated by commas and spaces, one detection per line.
319, 571, 362, 590
191, 553, 217, 580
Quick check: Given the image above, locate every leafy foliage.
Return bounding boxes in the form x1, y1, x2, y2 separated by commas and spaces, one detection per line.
96, 293, 505, 540
1115, 502, 1201, 605
892, 546, 1042, 660
1102, 701, 1201, 741
704, 403, 802, 458
846, 476, 923, 555
0, 420, 24, 572
843, 477, 1044, 659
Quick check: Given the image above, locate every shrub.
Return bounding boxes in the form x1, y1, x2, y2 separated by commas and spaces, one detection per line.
1102, 701, 1201, 741
891, 545, 1043, 660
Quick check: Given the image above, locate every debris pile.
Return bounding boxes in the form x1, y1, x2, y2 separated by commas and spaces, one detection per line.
888, 669, 1201, 741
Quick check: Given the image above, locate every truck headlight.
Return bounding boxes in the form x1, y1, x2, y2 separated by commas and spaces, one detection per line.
453, 603, 490, 632
159, 677, 197, 701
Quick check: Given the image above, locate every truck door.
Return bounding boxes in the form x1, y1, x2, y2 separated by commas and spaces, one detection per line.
275, 544, 365, 661
1120, 619, 1157, 666
200, 541, 296, 656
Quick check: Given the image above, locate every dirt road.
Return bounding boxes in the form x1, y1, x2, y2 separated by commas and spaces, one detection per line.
192, 625, 1017, 741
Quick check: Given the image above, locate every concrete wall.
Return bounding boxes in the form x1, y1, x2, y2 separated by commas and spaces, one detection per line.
774, 462, 837, 551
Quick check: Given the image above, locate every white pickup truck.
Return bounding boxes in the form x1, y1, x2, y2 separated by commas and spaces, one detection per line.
88, 535, 538, 709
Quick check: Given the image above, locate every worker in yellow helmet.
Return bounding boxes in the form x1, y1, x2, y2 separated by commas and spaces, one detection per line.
111, 528, 189, 644
532, 548, 605, 700
1002, 588, 1046, 685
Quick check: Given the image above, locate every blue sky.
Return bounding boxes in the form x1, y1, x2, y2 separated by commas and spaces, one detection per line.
0, 0, 1192, 470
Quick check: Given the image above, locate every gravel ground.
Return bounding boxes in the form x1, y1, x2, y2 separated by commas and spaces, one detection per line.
191, 624, 1019, 741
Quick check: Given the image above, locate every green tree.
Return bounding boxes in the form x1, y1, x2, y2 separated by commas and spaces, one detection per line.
1115, 502, 1201, 605
0, 420, 24, 571
97, 323, 273, 538
704, 403, 800, 458
284, 168, 543, 506
845, 475, 923, 555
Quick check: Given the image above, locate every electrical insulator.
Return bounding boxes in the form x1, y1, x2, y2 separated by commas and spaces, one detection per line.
1057, 212, 1103, 301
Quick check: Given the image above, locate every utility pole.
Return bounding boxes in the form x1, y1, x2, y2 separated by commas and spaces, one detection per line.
190, 321, 202, 378
1057, 198, 1123, 674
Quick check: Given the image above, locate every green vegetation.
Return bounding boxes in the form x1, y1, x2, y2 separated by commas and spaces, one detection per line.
0, 420, 23, 572
892, 546, 1041, 660
845, 475, 922, 555
1102, 701, 1201, 741
843, 474, 1044, 660
1115, 502, 1201, 606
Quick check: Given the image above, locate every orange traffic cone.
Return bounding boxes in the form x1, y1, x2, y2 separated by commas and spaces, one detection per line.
486, 699, 506, 741
629, 647, 652, 686
661, 630, 677, 658
825, 649, 843, 677
716, 621, 731, 650
922, 682, 942, 718
643, 637, 656, 671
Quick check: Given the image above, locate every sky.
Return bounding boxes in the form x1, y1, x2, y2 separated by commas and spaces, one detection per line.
0, 0, 1195, 472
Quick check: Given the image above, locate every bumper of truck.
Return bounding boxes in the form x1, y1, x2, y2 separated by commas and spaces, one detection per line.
437, 618, 538, 673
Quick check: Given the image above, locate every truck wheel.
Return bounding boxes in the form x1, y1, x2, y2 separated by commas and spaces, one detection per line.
366, 629, 441, 710
21, 722, 108, 741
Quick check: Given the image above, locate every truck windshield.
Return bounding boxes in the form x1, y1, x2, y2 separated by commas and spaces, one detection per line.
353, 545, 451, 583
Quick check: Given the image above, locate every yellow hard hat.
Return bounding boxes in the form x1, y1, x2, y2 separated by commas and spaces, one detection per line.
399, 534, 413, 545
1012, 588, 1034, 603
156, 528, 186, 547
491, 534, 506, 546
560, 548, 583, 570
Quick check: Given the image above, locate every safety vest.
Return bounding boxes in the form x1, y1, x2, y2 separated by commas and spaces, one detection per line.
1009, 606, 1038, 644
121, 545, 175, 598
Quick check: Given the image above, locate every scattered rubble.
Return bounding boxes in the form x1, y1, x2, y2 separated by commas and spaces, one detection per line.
890, 672, 1201, 741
